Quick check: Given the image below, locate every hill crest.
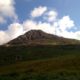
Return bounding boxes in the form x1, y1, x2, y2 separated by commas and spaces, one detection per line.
5, 30, 80, 46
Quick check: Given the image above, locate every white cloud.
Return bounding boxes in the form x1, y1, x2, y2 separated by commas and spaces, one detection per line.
0, 31, 9, 45
0, 0, 20, 45
74, 31, 80, 40
31, 6, 47, 18
0, 23, 23, 45
46, 10, 58, 22
23, 20, 56, 34
8, 23, 23, 39
0, 0, 18, 23
58, 16, 74, 31
53, 16, 76, 39
56, 30, 75, 39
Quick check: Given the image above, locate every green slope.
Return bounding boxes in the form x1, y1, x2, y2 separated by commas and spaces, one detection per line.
0, 45, 80, 80
0, 54, 80, 74
0, 54, 80, 80
0, 45, 80, 65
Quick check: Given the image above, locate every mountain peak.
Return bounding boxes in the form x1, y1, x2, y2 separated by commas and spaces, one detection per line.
23, 30, 57, 40
5, 30, 80, 46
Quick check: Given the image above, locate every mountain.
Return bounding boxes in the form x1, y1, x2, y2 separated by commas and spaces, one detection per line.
5, 30, 80, 46
1, 30, 80, 80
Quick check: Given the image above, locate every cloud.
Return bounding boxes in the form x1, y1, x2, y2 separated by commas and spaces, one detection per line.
55, 16, 79, 39
31, 6, 47, 18
23, 20, 56, 34
0, 31, 9, 45
58, 16, 74, 32
0, 0, 20, 45
45, 10, 58, 22
0, 23, 23, 45
7, 23, 23, 39
23, 18, 76, 39
73, 31, 80, 40
0, 0, 18, 23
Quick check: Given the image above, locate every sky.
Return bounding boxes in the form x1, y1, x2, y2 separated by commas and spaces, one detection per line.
0, 0, 80, 45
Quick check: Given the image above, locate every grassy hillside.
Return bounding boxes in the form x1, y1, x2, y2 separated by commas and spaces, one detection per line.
0, 45, 80, 65
0, 54, 80, 80
0, 45, 80, 80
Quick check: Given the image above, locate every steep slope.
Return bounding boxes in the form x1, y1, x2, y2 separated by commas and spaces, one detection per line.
5, 30, 80, 46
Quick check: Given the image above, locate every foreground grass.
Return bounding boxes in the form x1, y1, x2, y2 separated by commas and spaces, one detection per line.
0, 45, 80, 79
0, 45, 80, 65
1, 71, 80, 80
0, 54, 80, 79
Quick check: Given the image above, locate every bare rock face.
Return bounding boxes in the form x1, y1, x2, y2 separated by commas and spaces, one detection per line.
5, 30, 80, 46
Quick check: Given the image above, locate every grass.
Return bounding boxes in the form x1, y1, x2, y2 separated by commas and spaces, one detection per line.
0, 45, 80, 65
1, 55, 80, 80
0, 45, 80, 79
0, 54, 80, 74
1, 71, 80, 80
